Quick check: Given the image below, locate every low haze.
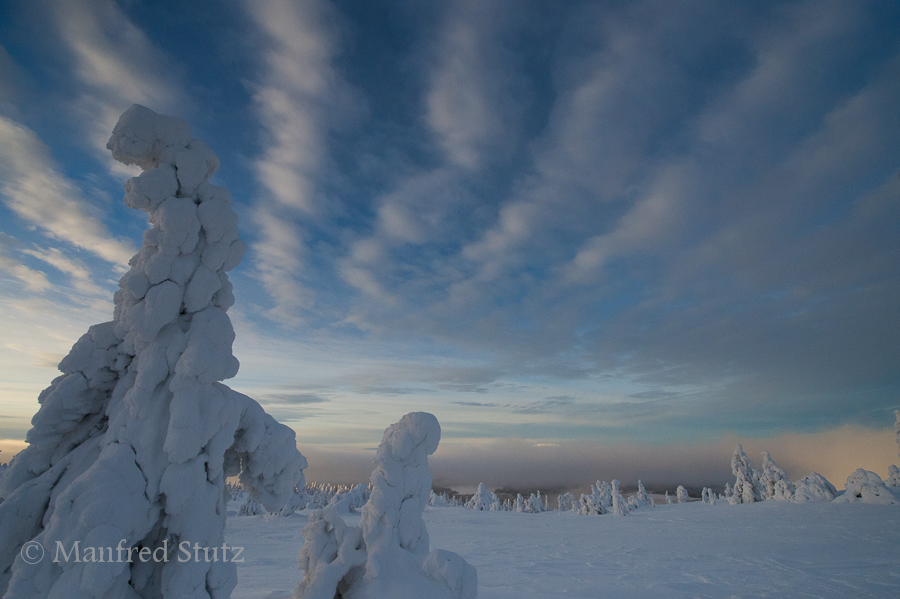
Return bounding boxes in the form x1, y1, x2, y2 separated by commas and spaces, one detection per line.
1, 0, 898, 492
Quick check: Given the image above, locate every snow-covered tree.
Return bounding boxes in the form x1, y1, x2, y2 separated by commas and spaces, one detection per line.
772, 480, 793, 501
759, 451, 792, 500
239, 496, 265, 517
328, 483, 370, 513
514, 494, 525, 512
0, 105, 306, 599
578, 481, 611, 515
610, 480, 630, 516
429, 490, 451, 507
790, 473, 837, 503
730, 445, 762, 504
294, 412, 477, 599
467, 483, 492, 511
665, 491, 672, 504
885, 465, 900, 488
525, 491, 545, 513
833, 469, 899, 505
557, 492, 575, 512
676, 485, 689, 503
631, 480, 651, 509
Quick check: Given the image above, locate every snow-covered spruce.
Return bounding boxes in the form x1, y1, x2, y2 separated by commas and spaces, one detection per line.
730, 444, 763, 504
676, 485, 689, 504
467, 483, 492, 511
610, 480, 629, 516
760, 451, 792, 500
294, 412, 477, 599
0, 105, 306, 599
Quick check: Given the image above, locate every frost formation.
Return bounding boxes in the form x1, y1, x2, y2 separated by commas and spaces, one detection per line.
294, 412, 477, 599
0, 105, 306, 598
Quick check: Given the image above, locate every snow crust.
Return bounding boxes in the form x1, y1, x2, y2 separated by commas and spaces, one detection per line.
294, 412, 477, 599
0, 105, 305, 598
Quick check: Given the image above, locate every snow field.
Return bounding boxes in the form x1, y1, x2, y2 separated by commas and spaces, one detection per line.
229, 499, 900, 599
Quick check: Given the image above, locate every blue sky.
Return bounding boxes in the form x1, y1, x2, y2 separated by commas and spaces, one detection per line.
1, 0, 899, 492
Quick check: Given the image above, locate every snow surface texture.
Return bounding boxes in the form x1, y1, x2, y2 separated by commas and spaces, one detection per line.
0, 105, 306, 599
294, 412, 477, 599
226, 501, 900, 599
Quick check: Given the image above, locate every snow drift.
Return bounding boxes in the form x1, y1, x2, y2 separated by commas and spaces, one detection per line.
0, 105, 306, 598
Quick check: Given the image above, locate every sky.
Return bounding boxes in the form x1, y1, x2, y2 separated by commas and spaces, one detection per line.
1, 0, 899, 493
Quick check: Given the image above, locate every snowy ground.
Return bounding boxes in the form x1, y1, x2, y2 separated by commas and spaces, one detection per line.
227, 500, 900, 599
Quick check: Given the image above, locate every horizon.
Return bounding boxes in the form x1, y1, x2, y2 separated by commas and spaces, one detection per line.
1, 0, 899, 494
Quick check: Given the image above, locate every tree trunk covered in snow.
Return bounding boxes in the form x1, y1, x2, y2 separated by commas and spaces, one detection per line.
0, 105, 306, 599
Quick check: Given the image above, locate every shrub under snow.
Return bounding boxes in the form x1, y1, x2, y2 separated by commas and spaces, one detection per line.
294, 412, 477, 599
0, 105, 306, 599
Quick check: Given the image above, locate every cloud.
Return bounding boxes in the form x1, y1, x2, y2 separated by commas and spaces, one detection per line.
242, 0, 360, 323
0, 115, 136, 265
259, 393, 329, 405
424, 0, 525, 169
47, 0, 184, 172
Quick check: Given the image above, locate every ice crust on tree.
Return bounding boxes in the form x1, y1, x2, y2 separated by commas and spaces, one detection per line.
0, 105, 306, 599
294, 412, 477, 599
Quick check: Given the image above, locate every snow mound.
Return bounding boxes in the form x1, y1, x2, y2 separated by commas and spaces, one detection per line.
791, 473, 838, 503
294, 412, 477, 599
0, 105, 306, 598
833, 468, 899, 505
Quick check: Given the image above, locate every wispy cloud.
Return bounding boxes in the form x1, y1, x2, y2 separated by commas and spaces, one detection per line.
48, 0, 184, 173
243, 0, 357, 322
0, 115, 135, 265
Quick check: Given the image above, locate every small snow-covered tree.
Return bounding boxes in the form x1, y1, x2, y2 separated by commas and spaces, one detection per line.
833, 469, 899, 505
525, 491, 545, 513
557, 492, 575, 512
791, 473, 837, 503
467, 483, 492, 511
429, 490, 451, 507
239, 496, 265, 517
514, 493, 525, 512
578, 481, 611, 515
665, 490, 672, 504
773, 479, 793, 501
294, 413, 477, 599
676, 485, 689, 503
610, 480, 629, 516
885, 465, 900, 488
760, 451, 792, 500
631, 480, 651, 509
0, 105, 305, 599
730, 445, 762, 504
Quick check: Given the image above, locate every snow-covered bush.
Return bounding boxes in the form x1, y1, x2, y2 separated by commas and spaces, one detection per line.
791, 473, 837, 503
0, 105, 306, 599
833, 469, 899, 505
676, 485, 689, 504
294, 412, 477, 599
579, 481, 611, 515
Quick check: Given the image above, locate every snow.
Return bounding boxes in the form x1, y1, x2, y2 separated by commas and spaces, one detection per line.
227, 500, 900, 599
294, 412, 476, 599
0, 105, 305, 598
